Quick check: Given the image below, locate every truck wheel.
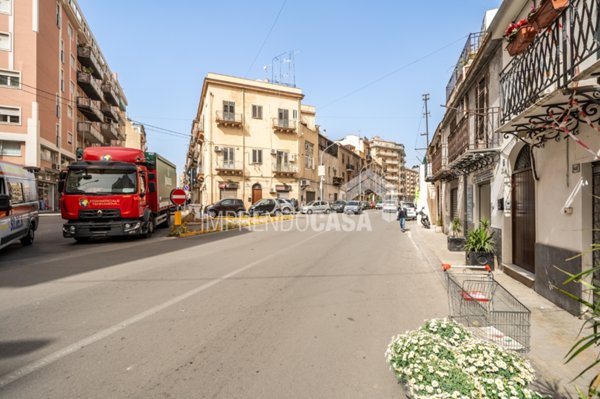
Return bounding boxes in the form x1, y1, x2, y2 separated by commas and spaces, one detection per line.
20, 224, 35, 246
144, 217, 155, 238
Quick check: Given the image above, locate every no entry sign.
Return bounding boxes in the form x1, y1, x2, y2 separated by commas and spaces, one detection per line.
170, 188, 187, 206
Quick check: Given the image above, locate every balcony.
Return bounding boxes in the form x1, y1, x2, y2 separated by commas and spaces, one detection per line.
272, 118, 297, 134
216, 112, 242, 128
77, 71, 102, 100
446, 32, 484, 102
101, 103, 119, 122
77, 45, 103, 79
215, 160, 243, 176
102, 81, 119, 106
346, 164, 355, 172
101, 122, 120, 140
332, 176, 343, 186
272, 162, 297, 177
77, 122, 104, 145
447, 109, 500, 174
77, 97, 103, 122
499, 0, 600, 145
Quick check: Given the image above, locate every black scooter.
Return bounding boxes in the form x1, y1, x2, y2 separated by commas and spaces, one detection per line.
418, 207, 431, 229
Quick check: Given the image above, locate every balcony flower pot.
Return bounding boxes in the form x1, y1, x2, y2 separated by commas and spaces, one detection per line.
506, 24, 538, 56
529, 0, 569, 31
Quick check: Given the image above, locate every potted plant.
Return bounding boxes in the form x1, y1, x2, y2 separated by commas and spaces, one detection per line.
505, 18, 538, 56
464, 219, 495, 269
528, 0, 569, 31
447, 217, 465, 252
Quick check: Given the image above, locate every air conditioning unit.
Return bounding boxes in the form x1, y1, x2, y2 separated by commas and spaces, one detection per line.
51, 163, 59, 170
270, 149, 277, 155
214, 146, 222, 152
290, 154, 297, 162
300, 179, 309, 187
270, 186, 276, 193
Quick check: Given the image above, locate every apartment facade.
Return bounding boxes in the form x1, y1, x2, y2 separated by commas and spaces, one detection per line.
369, 137, 405, 199
0, 0, 127, 211
185, 73, 319, 208
124, 119, 147, 151
403, 167, 419, 203
427, 0, 600, 315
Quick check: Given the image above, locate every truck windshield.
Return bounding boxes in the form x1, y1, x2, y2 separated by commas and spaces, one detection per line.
65, 169, 138, 195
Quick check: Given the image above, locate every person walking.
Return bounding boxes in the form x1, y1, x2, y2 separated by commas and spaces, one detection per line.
397, 204, 407, 232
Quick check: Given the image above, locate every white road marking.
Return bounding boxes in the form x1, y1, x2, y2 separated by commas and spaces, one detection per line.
0, 231, 325, 388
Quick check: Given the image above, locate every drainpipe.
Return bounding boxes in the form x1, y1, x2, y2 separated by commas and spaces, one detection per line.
242, 88, 246, 205
463, 172, 468, 234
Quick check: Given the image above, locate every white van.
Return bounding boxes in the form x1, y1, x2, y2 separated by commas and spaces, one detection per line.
0, 161, 39, 250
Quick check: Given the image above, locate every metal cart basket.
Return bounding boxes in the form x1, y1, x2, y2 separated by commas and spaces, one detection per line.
442, 264, 531, 352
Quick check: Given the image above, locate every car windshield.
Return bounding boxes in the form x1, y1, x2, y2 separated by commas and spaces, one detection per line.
65, 169, 137, 195
334, 201, 345, 205
347, 201, 359, 206
306, 201, 316, 206
254, 199, 271, 206
403, 203, 416, 208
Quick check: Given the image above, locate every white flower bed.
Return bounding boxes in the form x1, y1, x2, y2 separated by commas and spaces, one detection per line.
385, 319, 548, 399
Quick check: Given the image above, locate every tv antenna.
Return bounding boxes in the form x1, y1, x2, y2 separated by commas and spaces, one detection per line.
271, 51, 296, 87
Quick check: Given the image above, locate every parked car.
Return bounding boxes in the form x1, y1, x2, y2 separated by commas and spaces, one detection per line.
204, 198, 246, 217
0, 161, 39, 250
360, 201, 369, 210
401, 202, 418, 220
248, 198, 294, 216
375, 202, 383, 210
331, 200, 347, 213
300, 201, 331, 214
344, 200, 362, 215
382, 200, 397, 213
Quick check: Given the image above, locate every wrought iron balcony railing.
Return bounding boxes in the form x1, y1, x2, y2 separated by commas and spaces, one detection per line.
446, 32, 485, 102
500, 0, 600, 125
272, 163, 298, 173
216, 112, 242, 127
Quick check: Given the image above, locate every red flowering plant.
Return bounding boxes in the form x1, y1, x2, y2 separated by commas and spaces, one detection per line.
504, 18, 530, 42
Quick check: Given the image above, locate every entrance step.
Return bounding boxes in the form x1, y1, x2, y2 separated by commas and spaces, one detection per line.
502, 263, 535, 288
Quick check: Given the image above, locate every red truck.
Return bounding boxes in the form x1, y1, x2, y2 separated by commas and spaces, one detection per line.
59, 147, 177, 242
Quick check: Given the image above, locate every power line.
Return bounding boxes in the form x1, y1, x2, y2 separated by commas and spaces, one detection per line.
319, 34, 469, 109
245, 0, 288, 78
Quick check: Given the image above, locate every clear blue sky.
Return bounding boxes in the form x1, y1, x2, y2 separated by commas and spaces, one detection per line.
78, 0, 501, 175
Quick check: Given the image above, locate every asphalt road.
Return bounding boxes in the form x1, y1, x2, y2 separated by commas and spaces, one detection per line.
0, 212, 449, 398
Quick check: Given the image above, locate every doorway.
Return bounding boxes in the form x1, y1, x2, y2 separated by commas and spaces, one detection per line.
478, 182, 491, 222
251, 183, 262, 204
512, 146, 536, 273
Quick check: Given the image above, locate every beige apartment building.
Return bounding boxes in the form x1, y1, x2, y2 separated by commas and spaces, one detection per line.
124, 119, 147, 151
369, 137, 405, 199
185, 73, 319, 208
0, 0, 127, 211
403, 167, 419, 202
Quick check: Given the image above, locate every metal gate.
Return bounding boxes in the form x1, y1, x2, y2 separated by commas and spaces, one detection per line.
592, 163, 600, 305
512, 146, 535, 273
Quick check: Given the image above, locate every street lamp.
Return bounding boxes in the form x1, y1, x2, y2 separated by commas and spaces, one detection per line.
319, 140, 342, 201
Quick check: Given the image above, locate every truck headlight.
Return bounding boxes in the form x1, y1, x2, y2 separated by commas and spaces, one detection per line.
70, 226, 76, 234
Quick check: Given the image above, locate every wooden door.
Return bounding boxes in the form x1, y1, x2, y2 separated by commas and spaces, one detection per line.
252, 184, 262, 204
512, 146, 536, 273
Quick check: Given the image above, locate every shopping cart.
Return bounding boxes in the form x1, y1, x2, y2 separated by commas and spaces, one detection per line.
442, 264, 531, 352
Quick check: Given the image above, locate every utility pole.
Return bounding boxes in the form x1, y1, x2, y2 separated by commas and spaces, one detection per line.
415, 93, 430, 176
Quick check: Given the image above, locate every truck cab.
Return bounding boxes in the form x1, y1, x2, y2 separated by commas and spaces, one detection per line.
60, 147, 175, 242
